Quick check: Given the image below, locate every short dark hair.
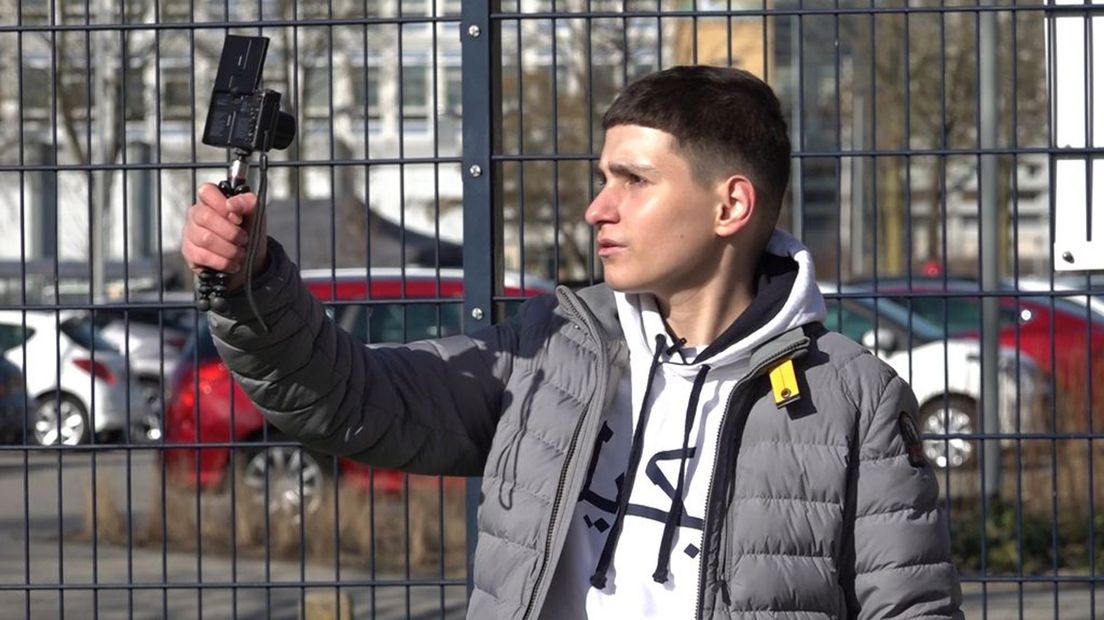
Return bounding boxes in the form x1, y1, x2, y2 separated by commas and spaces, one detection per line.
602, 65, 792, 227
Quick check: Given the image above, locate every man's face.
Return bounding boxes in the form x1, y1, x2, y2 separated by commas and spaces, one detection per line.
586, 124, 725, 298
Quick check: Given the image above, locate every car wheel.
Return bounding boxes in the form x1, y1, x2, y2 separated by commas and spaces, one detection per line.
241, 433, 332, 520
32, 394, 89, 447
919, 395, 977, 469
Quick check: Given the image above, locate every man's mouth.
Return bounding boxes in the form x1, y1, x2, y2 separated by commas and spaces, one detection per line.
596, 239, 625, 257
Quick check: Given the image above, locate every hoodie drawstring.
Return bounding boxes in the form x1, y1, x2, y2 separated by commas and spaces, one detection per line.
589, 333, 668, 590
664, 337, 687, 357
652, 363, 709, 583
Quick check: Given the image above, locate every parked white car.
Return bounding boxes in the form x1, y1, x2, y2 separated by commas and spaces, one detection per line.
0, 310, 144, 446
818, 284, 1049, 468
92, 292, 195, 442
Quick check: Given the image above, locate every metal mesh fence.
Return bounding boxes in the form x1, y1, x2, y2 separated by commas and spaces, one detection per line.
0, 0, 1100, 618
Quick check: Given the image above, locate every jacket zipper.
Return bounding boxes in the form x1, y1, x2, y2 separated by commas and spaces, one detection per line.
521, 290, 613, 620
694, 341, 809, 620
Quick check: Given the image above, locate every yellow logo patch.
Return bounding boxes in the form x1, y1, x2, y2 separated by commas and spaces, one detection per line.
769, 359, 801, 407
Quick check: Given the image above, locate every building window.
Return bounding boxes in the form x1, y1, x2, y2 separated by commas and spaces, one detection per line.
21, 65, 51, 119
59, 67, 92, 119
303, 64, 333, 118
20, 0, 49, 23
160, 0, 192, 21
124, 64, 146, 121
440, 65, 461, 116
368, 65, 382, 119
161, 65, 193, 120
62, 0, 94, 19
435, 0, 461, 16
401, 65, 428, 119
350, 64, 381, 120
298, 0, 331, 18
400, 0, 427, 16
202, 0, 229, 19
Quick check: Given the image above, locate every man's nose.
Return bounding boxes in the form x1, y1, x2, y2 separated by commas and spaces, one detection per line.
585, 188, 617, 227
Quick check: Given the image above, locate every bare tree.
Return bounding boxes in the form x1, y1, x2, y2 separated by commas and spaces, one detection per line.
852, 0, 1047, 275
499, 5, 655, 281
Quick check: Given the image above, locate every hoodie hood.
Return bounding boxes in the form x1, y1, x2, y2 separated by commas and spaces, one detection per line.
614, 228, 827, 370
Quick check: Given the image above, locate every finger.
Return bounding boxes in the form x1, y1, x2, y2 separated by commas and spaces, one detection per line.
184, 216, 248, 265
182, 237, 246, 275
197, 183, 259, 224
196, 183, 232, 216
189, 203, 250, 247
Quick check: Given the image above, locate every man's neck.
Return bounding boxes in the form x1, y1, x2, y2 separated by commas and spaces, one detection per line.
656, 272, 757, 347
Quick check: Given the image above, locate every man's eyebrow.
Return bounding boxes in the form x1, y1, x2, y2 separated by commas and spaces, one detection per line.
605, 161, 658, 177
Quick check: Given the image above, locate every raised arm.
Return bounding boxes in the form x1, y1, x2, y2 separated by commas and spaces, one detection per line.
206, 239, 519, 476
181, 184, 518, 475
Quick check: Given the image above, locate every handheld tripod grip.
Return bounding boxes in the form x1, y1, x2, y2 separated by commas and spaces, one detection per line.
195, 180, 252, 313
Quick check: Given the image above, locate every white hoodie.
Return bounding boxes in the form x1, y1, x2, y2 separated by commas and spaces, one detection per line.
540, 230, 827, 619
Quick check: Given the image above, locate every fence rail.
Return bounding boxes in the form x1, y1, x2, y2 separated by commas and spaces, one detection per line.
0, 1, 1100, 618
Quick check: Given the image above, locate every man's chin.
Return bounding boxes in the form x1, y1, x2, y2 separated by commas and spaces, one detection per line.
602, 275, 651, 295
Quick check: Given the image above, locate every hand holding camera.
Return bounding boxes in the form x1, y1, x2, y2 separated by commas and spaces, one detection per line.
184, 34, 295, 324
181, 184, 265, 292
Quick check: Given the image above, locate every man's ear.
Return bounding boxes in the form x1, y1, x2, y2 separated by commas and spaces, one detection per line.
716, 175, 756, 238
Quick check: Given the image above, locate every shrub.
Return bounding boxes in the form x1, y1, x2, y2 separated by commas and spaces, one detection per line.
950, 496, 1104, 575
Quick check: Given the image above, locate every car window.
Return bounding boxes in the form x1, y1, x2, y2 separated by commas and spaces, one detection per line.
0, 357, 21, 382
825, 297, 948, 344
823, 300, 877, 343
0, 323, 35, 352
343, 302, 464, 344
888, 296, 1022, 335
924, 297, 977, 334
60, 316, 119, 352
888, 296, 978, 335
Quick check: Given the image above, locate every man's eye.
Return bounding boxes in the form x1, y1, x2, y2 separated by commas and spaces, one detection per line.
627, 174, 645, 186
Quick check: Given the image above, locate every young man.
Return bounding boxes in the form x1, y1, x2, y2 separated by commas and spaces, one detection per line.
182, 66, 962, 618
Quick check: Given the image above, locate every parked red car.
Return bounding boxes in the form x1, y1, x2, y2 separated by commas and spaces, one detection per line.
850, 277, 1104, 420
163, 268, 553, 517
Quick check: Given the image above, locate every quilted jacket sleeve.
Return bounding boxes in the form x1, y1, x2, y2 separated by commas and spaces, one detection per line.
206, 239, 522, 477
845, 356, 964, 619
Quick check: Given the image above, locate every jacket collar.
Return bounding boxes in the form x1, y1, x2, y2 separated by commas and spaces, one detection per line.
748, 324, 812, 375
560, 282, 814, 370
567, 283, 621, 341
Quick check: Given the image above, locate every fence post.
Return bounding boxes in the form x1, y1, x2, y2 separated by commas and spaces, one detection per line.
460, 0, 497, 599
979, 4, 1002, 500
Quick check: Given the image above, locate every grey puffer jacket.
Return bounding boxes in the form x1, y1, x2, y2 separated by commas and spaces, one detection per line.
210, 240, 963, 619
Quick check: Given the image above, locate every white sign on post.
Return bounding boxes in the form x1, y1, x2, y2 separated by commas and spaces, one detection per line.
1052, 0, 1104, 271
